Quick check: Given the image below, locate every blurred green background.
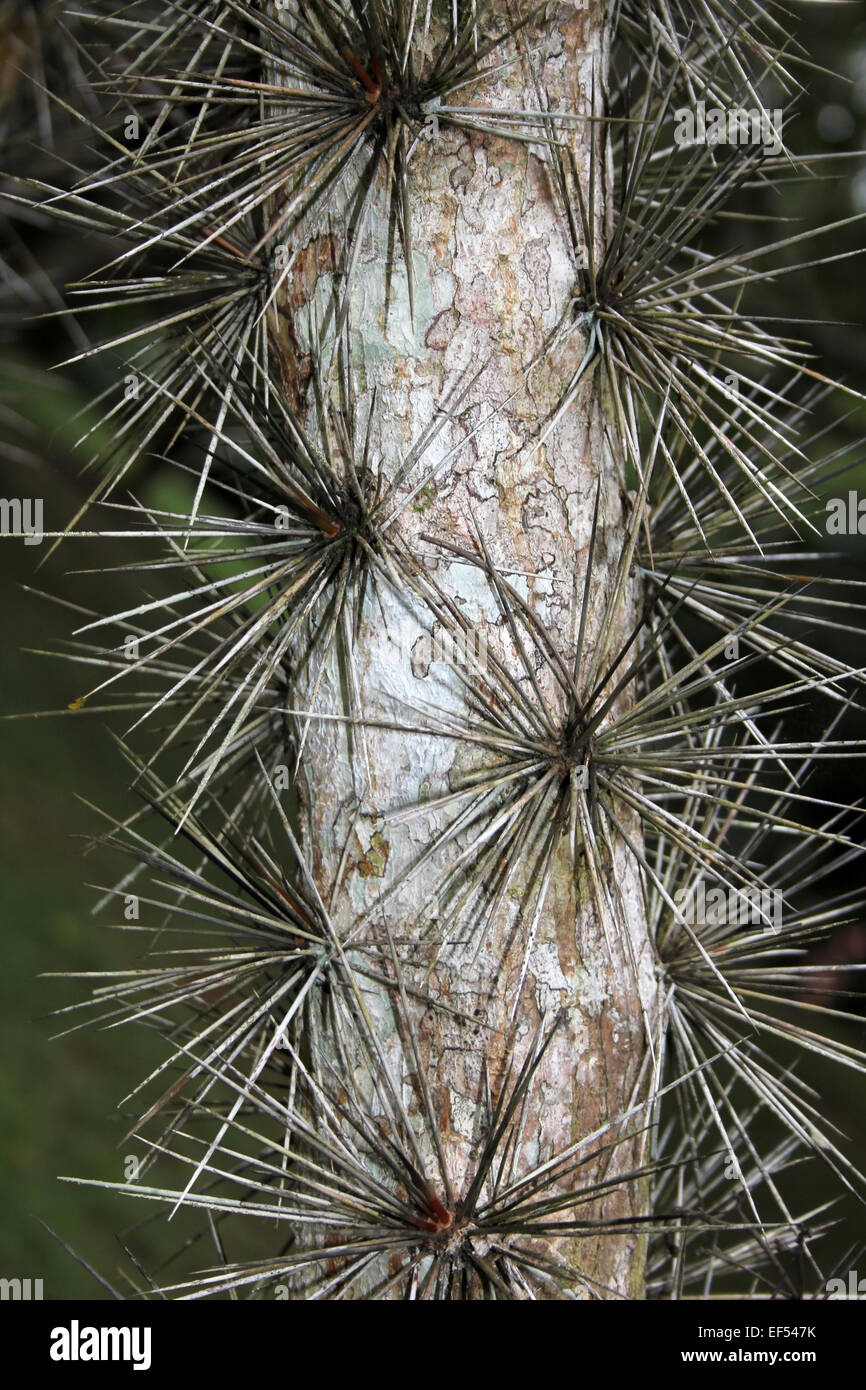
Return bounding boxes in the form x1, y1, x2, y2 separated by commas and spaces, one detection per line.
1, 0, 866, 1298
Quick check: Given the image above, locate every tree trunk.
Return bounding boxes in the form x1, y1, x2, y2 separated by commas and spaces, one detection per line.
284, 2, 656, 1298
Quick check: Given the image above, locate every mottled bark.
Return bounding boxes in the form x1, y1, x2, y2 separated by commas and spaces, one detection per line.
282, 2, 656, 1298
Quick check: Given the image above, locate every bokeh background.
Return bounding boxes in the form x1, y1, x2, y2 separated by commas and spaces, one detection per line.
1, 0, 866, 1297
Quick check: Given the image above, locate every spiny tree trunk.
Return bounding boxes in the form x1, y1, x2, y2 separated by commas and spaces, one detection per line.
13, 0, 866, 1310
285, 2, 655, 1298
